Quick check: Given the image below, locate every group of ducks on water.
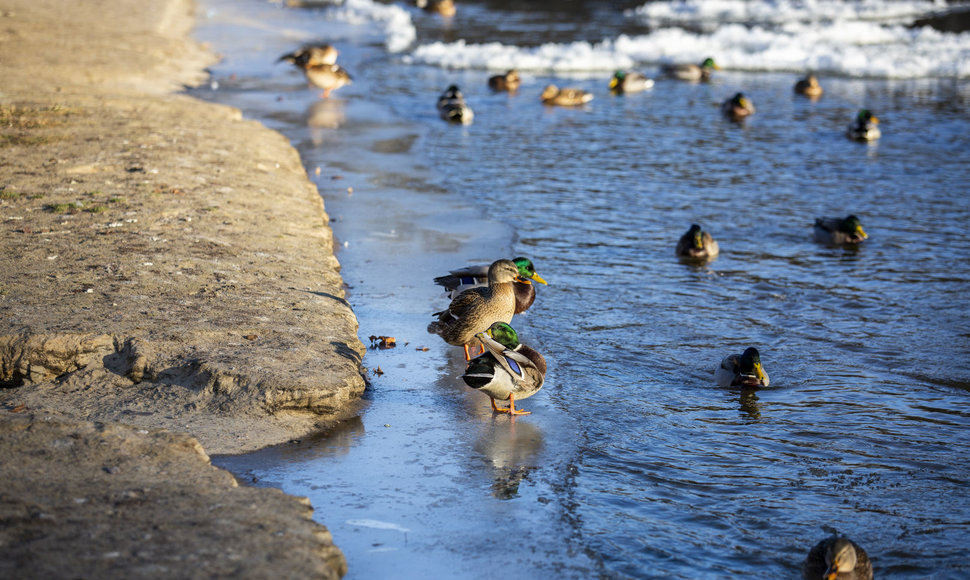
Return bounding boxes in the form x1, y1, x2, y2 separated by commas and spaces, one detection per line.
276, 45, 882, 143
277, 39, 875, 580
423, 214, 868, 417
473, 60, 881, 142
425, 221, 872, 577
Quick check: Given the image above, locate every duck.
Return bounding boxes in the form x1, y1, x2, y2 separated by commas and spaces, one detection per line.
278, 47, 352, 98
715, 347, 770, 388
434, 257, 547, 315
722, 92, 755, 120
277, 44, 339, 68
802, 536, 873, 580
609, 70, 654, 94
794, 74, 824, 98
488, 70, 521, 92
540, 84, 594, 107
461, 322, 546, 415
416, 0, 456, 17
676, 224, 719, 262
813, 215, 868, 245
437, 85, 474, 125
847, 109, 881, 141
428, 259, 519, 359
661, 57, 719, 81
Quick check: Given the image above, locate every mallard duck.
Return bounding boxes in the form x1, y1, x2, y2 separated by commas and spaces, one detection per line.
715, 347, 769, 388
847, 109, 881, 141
461, 322, 546, 415
416, 0, 456, 16
661, 57, 719, 81
437, 85, 474, 125
434, 257, 547, 315
304, 64, 353, 98
278, 45, 351, 98
609, 70, 654, 94
428, 259, 519, 359
540, 84, 593, 107
277, 45, 338, 68
676, 224, 719, 262
488, 70, 521, 92
813, 215, 868, 245
794, 74, 824, 98
722, 92, 755, 120
802, 536, 873, 580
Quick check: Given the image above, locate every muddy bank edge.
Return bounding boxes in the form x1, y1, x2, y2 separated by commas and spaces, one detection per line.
0, 0, 365, 576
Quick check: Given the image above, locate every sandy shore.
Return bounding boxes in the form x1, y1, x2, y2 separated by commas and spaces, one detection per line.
0, 0, 366, 576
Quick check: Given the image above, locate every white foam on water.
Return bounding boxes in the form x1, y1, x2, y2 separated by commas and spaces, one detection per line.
628, 0, 948, 28
325, 0, 416, 53
405, 0, 970, 78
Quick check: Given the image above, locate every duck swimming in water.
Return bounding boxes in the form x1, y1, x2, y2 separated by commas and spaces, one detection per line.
676, 224, 719, 262
802, 536, 873, 580
813, 215, 868, 245
847, 109, 881, 142
661, 57, 719, 81
715, 347, 770, 388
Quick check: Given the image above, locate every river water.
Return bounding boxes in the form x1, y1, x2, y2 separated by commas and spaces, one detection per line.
192, 1, 970, 577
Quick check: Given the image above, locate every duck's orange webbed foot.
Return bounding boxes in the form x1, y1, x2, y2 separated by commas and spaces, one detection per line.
508, 393, 531, 416
490, 398, 510, 414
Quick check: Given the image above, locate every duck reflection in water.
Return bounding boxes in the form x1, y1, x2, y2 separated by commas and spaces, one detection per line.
474, 418, 544, 500
307, 99, 346, 144
738, 388, 762, 421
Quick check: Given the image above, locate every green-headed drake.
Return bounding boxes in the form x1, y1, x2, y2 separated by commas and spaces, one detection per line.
541, 84, 593, 107
794, 74, 824, 98
676, 224, 719, 262
488, 70, 521, 92
461, 322, 546, 415
437, 84, 474, 125
847, 109, 881, 141
715, 347, 770, 388
434, 257, 547, 315
609, 70, 654, 94
802, 536, 873, 580
813, 215, 868, 245
428, 259, 519, 359
662, 57, 719, 81
722, 92, 755, 120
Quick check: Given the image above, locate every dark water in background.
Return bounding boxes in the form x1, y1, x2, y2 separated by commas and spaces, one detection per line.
193, 1, 970, 577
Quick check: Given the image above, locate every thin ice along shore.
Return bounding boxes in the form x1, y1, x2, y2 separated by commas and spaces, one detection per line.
0, 0, 366, 576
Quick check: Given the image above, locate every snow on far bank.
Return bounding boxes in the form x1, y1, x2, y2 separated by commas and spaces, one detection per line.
405, 0, 970, 78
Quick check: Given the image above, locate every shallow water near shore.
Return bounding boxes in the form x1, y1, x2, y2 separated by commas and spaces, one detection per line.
194, 1, 970, 577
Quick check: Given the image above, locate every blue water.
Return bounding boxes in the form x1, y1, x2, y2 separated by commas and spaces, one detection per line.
194, 1, 970, 577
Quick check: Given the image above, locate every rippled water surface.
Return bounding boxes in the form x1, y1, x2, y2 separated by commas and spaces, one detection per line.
195, 1, 970, 577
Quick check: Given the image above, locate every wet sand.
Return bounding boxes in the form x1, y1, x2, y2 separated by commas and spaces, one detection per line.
0, 0, 365, 576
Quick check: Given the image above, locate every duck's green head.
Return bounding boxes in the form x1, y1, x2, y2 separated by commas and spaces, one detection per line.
731, 93, 751, 108
841, 215, 868, 240
485, 321, 520, 349
687, 224, 705, 249
609, 71, 625, 89
857, 109, 878, 124
739, 347, 768, 385
512, 257, 548, 285
702, 57, 719, 70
